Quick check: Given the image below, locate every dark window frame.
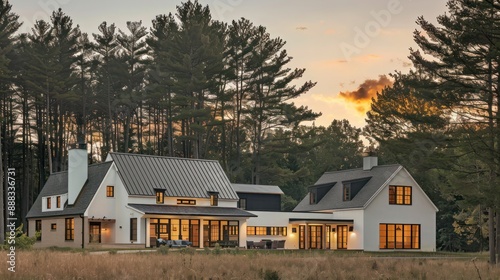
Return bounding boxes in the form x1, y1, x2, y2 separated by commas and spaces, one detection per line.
51, 223, 57, 230
389, 185, 412, 205
379, 223, 420, 249
177, 199, 196, 205
106, 186, 114, 197
209, 192, 219, 206
309, 189, 317, 204
130, 218, 137, 241
56, 196, 61, 208
155, 189, 165, 204
46, 197, 51, 209
238, 198, 247, 209
65, 218, 74, 241
343, 184, 351, 201
35, 220, 42, 241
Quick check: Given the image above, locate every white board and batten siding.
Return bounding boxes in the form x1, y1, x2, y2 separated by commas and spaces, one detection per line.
363, 168, 437, 251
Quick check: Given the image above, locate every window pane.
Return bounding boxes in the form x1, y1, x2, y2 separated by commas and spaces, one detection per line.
413, 225, 420, 249
379, 224, 387, 249
403, 224, 412, 248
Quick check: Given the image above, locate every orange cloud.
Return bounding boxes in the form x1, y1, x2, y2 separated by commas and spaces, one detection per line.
339, 75, 393, 113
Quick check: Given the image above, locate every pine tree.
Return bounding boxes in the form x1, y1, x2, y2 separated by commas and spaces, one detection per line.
0, 0, 21, 244
408, 0, 500, 263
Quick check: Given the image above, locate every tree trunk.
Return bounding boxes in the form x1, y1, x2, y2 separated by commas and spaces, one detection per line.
496, 209, 499, 265
489, 207, 496, 264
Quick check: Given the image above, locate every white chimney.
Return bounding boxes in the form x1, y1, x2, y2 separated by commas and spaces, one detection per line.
363, 156, 378, 171
68, 144, 88, 205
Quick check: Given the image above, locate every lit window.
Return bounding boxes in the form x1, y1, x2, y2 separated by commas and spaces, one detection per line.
389, 186, 412, 205
51, 223, 57, 230
106, 186, 114, 197
155, 190, 165, 204
209, 192, 218, 206
379, 223, 420, 249
56, 196, 61, 208
65, 218, 74, 240
47, 197, 51, 209
246, 226, 287, 236
177, 199, 196, 205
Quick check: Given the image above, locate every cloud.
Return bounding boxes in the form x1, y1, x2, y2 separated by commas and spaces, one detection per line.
391, 58, 412, 68
356, 54, 382, 62
339, 75, 393, 113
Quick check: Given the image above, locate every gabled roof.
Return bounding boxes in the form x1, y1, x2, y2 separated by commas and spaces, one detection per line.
128, 204, 257, 217
293, 164, 402, 212
109, 153, 239, 200
232, 183, 284, 195
26, 162, 113, 219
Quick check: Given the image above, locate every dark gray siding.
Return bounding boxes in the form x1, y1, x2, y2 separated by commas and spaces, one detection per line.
237, 193, 281, 211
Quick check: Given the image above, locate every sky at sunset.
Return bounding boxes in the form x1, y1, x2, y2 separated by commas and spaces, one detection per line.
11, 0, 449, 128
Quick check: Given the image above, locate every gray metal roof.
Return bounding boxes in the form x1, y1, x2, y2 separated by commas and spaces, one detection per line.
293, 164, 402, 212
109, 153, 239, 200
232, 183, 284, 195
26, 162, 113, 219
128, 204, 257, 217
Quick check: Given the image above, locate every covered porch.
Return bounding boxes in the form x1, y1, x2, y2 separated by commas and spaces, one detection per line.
289, 218, 354, 250
87, 217, 116, 246
128, 204, 256, 248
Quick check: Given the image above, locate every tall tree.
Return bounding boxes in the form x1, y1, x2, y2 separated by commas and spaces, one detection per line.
408, 0, 499, 263
165, 0, 224, 158
93, 21, 119, 157
147, 13, 179, 157
0, 0, 21, 244
245, 25, 318, 184
116, 20, 149, 152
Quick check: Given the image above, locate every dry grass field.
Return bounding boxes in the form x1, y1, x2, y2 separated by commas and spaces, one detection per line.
2, 248, 499, 280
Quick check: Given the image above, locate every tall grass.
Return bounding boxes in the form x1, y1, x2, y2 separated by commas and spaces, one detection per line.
2, 250, 499, 279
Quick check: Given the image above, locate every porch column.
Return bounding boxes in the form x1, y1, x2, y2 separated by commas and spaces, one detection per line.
145, 218, 150, 247
304, 223, 309, 250
199, 218, 204, 248
322, 225, 326, 250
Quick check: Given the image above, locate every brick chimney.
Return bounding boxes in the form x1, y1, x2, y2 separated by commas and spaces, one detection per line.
68, 143, 88, 205
363, 156, 378, 171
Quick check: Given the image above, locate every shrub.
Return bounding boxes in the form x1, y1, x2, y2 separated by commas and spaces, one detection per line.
262, 269, 281, 280
3, 224, 38, 250
213, 243, 221, 255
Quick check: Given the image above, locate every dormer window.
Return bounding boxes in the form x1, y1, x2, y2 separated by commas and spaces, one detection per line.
309, 189, 317, 204
56, 196, 61, 208
343, 184, 351, 201
209, 192, 218, 206
47, 197, 51, 209
155, 189, 165, 204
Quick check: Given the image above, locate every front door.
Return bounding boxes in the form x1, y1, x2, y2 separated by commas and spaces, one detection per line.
90, 222, 101, 243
